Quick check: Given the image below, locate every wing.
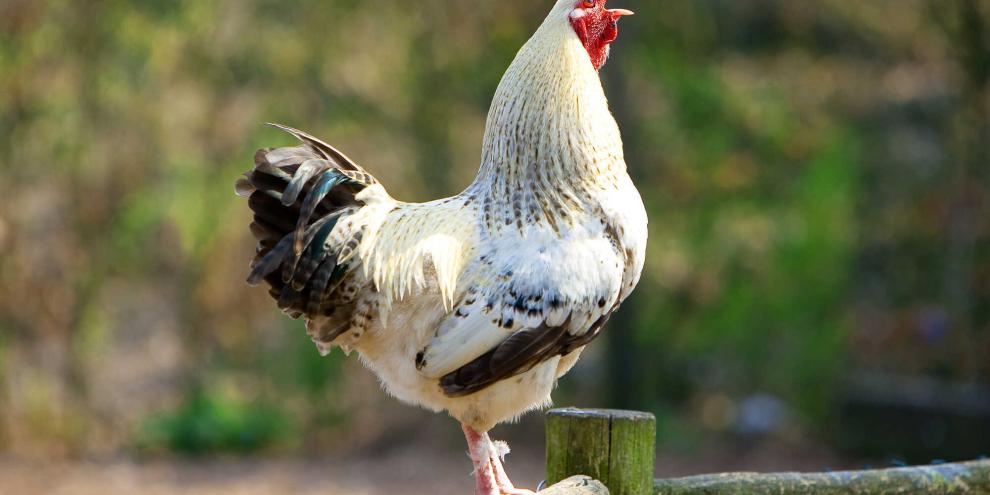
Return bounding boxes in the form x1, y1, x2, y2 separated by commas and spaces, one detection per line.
435, 312, 614, 398
416, 226, 627, 397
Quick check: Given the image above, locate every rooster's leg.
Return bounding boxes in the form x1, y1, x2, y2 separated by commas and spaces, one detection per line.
462, 424, 535, 495
462, 424, 499, 495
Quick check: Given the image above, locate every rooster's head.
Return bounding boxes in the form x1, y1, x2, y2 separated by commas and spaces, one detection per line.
568, 0, 633, 71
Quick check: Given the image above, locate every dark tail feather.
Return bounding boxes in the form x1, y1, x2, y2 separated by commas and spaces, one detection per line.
280, 214, 337, 285
265, 123, 372, 177
306, 257, 340, 316
289, 214, 341, 290
282, 159, 329, 206
294, 171, 351, 255
247, 232, 293, 286
239, 124, 372, 319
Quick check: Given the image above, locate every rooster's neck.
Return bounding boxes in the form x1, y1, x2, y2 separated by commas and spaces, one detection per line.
467, 7, 626, 231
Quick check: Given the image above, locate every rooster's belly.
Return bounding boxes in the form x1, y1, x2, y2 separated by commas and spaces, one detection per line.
353, 290, 573, 431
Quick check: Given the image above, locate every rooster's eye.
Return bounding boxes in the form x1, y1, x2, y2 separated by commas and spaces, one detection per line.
583, 0, 595, 7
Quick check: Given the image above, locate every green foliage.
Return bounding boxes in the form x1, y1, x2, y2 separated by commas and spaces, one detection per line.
138, 387, 293, 455
267, 325, 344, 395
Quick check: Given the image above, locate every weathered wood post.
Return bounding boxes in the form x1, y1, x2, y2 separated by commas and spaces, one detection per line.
546, 408, 656, 495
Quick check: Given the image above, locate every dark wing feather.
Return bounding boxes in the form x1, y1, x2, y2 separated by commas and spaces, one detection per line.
439, 312, 614, 398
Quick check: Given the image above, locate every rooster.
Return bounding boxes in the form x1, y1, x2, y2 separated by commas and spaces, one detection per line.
236, 1, 645, 493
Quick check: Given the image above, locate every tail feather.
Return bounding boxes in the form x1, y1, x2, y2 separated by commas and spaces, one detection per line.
306, 256, 340, 315
248, 193, 298, 233
294, 171, 353, 255
247, 231, 293, 286
282, 159, 328, 206
265, 123, 373, 178
239, 124, 375, 321
288, 214, 341, 290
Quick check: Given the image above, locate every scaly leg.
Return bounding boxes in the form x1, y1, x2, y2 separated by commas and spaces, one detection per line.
463, 424, 499, 495
461, 424, 535, 495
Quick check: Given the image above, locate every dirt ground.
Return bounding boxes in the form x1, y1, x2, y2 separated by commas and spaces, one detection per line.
0, 438, 848, 495
0, 448, 538, 495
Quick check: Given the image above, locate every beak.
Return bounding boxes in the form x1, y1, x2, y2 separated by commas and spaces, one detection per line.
609, 8, 635, 17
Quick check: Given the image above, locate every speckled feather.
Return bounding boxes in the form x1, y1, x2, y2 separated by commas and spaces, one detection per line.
237, 0, 647, 431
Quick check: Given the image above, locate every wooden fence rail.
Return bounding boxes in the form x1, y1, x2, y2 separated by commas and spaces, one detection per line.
544, 408, 990, 495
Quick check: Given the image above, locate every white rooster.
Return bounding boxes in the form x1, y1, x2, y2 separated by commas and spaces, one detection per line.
236, 1, 645, 493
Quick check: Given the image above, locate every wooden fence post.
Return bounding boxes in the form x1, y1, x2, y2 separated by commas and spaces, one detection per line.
546, 408, 656, 495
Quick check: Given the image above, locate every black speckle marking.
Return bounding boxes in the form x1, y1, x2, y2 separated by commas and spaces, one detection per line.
415, 351, 426, 369
502, 318, 514, 329
598, 298, 606, 308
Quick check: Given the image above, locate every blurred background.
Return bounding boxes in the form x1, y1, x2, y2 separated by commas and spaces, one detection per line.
1, 0, 988, 493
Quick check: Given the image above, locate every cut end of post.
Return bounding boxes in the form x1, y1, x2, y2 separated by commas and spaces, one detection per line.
548, 408, 656, 422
